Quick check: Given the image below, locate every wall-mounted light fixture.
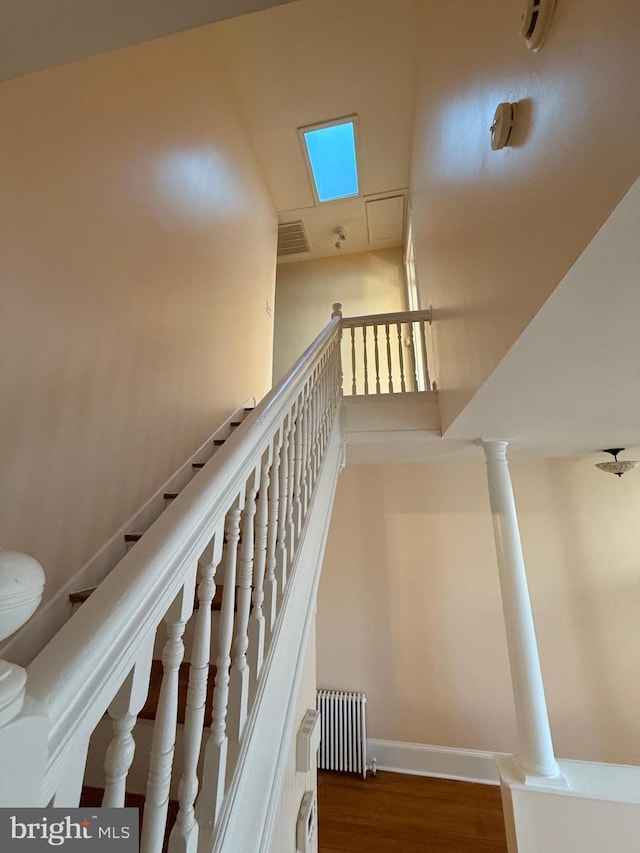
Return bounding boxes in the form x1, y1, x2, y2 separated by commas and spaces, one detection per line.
595, 448, 639, 478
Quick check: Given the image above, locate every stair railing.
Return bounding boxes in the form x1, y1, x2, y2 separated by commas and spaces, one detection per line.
337, 304, 433, 395
0, 312, 343, 853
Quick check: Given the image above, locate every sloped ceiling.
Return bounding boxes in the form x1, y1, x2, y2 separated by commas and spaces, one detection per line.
214, 0, 423, 261
0, 0, 297, 81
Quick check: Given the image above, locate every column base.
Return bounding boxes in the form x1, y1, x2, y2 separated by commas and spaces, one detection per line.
497, 754, 570, 790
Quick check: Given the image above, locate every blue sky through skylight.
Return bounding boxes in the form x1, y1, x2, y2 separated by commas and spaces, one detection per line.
303, 121, 359, 202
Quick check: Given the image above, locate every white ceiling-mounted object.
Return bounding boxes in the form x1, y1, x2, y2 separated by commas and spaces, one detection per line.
595, 448, 639, 478
366, 194, 405, 243
520, 0, 557, 52
277, 220, 310, 257
334, 226, 348, 250
490, 102, 515, 150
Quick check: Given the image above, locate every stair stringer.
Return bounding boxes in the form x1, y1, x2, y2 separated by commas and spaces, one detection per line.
1, 399, 255, 667
207, 417, 343, 853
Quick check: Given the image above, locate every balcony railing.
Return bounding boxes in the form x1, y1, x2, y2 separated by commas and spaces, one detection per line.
333, 304, 433, 396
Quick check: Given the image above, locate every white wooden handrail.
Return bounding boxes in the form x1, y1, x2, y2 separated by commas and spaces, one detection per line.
0, 313, 342, 844
340, 307, 432, 327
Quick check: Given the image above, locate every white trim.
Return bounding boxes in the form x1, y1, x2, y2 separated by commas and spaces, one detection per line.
367, 739, 507, 786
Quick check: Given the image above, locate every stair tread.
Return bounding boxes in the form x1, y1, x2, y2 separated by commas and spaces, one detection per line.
140, 659, 217, 727
164, 492, 179, 500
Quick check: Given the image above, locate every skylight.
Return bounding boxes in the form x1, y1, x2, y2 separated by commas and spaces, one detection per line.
302, 119, 359, 203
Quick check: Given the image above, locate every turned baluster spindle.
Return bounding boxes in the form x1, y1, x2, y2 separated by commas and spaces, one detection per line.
362, 325, 369, 395
408, 322, 418, 391
350, 327, 357, 395
293, 399, 304, 543
248, 457, 270, 696
420, 319, 432, 391
286, 404, 297, 577
373, 325, 381, 394
385, 322, 393, 393
169, 534, 223, 853
396, 322, 406, 393
141, 581, 194, 853
103, 642, 154, 808
276, 416, 292, 598
196, 504, 242, 832
264, 432, 281, 636
228, 480, 258, 752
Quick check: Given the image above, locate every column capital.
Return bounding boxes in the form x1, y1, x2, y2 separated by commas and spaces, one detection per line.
477, 439, 509, 460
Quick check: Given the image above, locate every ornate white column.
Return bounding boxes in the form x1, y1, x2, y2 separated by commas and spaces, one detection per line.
480, 440, 562, 783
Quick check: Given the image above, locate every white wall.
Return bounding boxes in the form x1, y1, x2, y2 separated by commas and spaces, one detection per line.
272, 248, 406, 381
409, 0, 640, 430
268, 621, 318, 853
317, 458, 640, 766
0, 25, 277, 607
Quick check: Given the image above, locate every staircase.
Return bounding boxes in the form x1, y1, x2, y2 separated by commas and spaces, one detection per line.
0, 305, 436, 852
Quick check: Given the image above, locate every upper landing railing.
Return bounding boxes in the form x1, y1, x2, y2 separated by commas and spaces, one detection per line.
332, 303, 434, 396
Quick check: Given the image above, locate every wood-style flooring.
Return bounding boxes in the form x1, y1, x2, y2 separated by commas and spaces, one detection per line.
317, 770, 508, 853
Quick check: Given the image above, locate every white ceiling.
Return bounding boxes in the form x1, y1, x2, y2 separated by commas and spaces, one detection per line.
0, 0, 296, 82
214, 0, 424, 262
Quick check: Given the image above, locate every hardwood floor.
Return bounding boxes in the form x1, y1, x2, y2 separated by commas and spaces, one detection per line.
317, 770, 508, 853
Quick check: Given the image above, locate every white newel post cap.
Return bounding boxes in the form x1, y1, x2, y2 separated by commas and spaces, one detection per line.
0, 549, 46, 642
331, 303, 343, 319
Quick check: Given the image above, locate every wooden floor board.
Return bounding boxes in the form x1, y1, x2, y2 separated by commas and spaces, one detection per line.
318, 770, 508, 853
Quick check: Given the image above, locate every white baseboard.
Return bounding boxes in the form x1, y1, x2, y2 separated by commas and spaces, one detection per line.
367, 739, 507, 786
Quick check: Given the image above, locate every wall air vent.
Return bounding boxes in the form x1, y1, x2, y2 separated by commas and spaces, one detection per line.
520, 0, 557, 52
277, 220, 310, 257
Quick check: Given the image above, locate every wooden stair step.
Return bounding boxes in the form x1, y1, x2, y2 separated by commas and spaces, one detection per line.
164, 492, 179, 500
124, 532, 143, 543
213, 439, 225, 446
140, 659, 217, 727
192, 462, 206, 469
80, 786, 178, 851
69, 586, 96, 604
230, 421, 242, 427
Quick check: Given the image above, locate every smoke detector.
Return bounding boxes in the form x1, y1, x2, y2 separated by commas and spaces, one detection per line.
520, 0, 557, 52
490, 102, 515, 150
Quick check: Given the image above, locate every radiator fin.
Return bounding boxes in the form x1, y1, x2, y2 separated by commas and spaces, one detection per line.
316, 689, 367, 778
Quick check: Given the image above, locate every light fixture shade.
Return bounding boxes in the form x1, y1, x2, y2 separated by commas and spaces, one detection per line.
595, 448, 639, 477
595, 460, 639, 477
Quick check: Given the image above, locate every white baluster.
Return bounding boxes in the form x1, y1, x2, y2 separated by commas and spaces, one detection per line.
350, 327, 357, 395
397, 322, 406, 392
248, 455, 271, 697
362, 325, 369, 395
373, 325, 381, 394
276, 416, 292, 599
407, 322, 418, 391
228, 476, 259, 754
286, 402, 297, 567
293, 395, 305, 540
141, 575, 196, 853
420, 318, 432, 391
385, 323, 393, 393
169, 530, 224, 853
103, 637, 154, 807
264, 430, 282, 635
197, 502, 242, 834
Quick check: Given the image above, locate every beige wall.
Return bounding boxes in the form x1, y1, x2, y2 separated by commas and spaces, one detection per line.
0, 27, 277, 606
317, 459, 640, 765
272, 248, 406, 381
409, 0, 640, 431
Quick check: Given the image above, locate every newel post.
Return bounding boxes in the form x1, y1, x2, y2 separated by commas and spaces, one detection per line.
0, 550, 49, 806
331, 302, 343, 320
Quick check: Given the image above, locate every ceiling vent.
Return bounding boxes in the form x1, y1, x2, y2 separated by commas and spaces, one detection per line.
520, 0, 557, 52
277, 220, 310, 257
